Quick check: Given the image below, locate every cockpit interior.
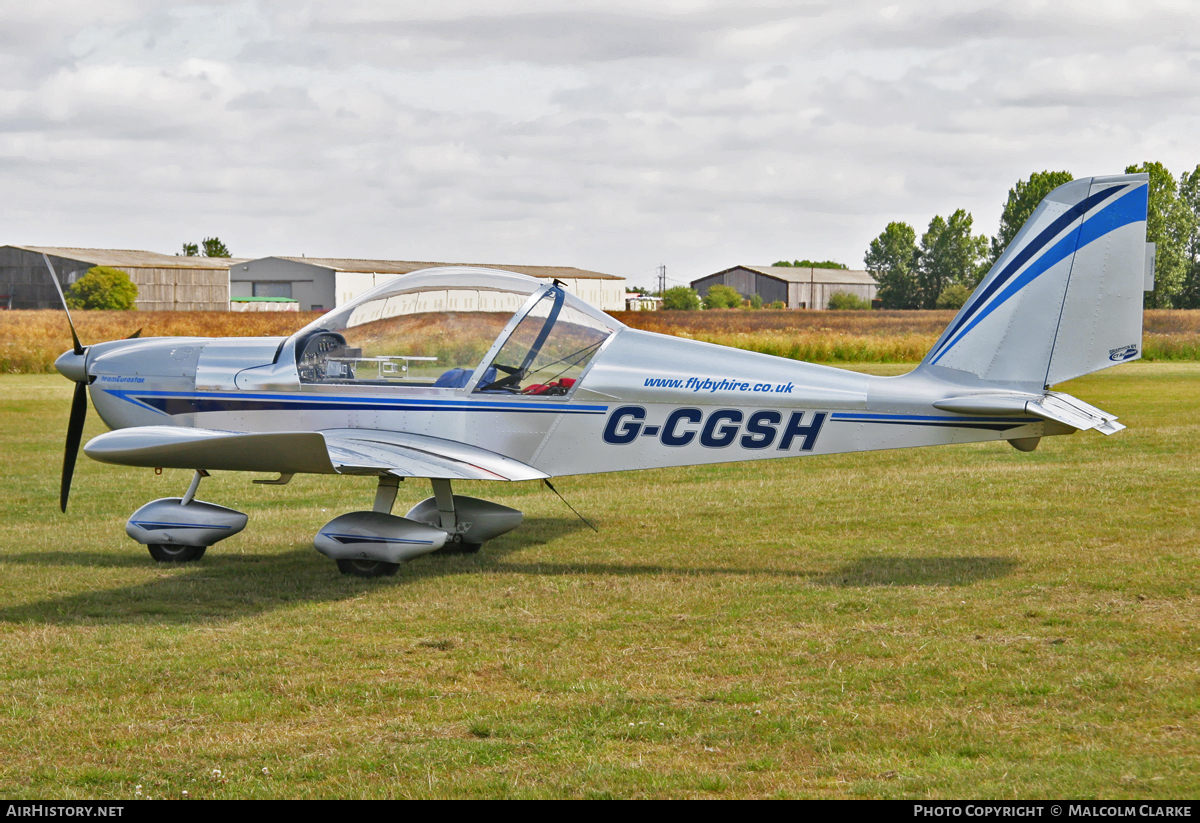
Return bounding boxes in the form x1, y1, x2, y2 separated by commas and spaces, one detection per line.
291, 268, 620, 397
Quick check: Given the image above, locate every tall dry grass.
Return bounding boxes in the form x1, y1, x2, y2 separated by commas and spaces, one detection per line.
613, 308, 1200, 363
0, 310, 321, 373
2, 308, 1197, 373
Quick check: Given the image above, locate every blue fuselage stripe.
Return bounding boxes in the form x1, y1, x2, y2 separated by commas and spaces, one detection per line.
831, 412, 1039, 431
106, 389, 609, 416
832, 413, 1036, 423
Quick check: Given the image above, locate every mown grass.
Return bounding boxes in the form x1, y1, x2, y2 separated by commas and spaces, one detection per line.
3, 309, 1198, 373
0, 364, 1195, 799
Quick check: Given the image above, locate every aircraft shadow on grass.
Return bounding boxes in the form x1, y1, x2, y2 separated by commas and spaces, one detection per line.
0, 515, 1019, 625
812, 555, 1019, 588
0, 517, 581, 625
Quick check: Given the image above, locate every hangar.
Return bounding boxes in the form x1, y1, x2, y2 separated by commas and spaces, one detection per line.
231, 257, 627, 312
691, 265, 877, 310
0, 246, 242, 311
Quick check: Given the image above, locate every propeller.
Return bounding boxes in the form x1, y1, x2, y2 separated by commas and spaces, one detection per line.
62, 381, 88, 512
44, 254, 88, 512
44, 255, 145, 511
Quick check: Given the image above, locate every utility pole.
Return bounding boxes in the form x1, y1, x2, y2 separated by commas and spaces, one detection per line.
657, 264, 666, 296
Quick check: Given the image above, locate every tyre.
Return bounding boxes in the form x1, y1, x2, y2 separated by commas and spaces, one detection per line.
147, 544, 206, 563
335, 558, 400, 577
432, 540, 483, 555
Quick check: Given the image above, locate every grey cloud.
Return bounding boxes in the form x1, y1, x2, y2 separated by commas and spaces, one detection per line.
235, 38, 334, 67
3, 2, 1199, 284
396, 12, 719, 63
226, 86, 320, 111
263, 6, 812, 68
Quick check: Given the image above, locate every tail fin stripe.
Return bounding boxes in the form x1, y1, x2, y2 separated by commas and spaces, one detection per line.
931, 231, 1081, 365
929, 184, 1125, 361
930, 184, 1143, 365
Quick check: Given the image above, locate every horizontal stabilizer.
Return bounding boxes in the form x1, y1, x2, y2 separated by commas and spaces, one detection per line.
85, 426, 548, 480
932, 394, 1040, 416
1027, 393, 1125, 435
934, 392, 1123, 435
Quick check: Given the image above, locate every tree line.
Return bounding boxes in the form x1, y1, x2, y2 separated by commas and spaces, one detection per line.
866, 164, 1200, 310
181, 237, 232, 258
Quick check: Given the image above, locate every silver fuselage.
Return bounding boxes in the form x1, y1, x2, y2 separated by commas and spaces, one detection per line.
82, 326, 1055, 479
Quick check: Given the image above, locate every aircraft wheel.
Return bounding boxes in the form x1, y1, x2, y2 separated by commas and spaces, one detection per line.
433, 536, 483, 555
148, 544, 206, 563
336, 559, 400, 577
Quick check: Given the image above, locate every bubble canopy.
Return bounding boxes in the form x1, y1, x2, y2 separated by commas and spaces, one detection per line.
289, 267, 623, 395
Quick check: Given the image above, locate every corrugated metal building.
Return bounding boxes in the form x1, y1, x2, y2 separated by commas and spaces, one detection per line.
230, 257, 627, 312
0, 246, 242, 311
691, 265, 877, 310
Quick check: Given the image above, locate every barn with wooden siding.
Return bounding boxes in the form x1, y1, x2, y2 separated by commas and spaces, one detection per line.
230, 257, 627, 312
0, 246, 243, 311
691, 265, 878, 310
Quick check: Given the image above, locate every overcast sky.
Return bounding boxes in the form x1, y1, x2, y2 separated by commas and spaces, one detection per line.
2, 1, 1198, 288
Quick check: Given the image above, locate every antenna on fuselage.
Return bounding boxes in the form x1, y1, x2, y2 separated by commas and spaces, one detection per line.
543, 479, 599, 533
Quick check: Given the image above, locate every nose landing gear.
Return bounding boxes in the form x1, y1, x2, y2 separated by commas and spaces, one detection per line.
125, 470, 248, 563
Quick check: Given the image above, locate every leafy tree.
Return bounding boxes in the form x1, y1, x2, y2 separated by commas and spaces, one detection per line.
773, 259, 848, 269
936, 283, 972, 309
65, 266, 138, 310
661, 286, 700, 311
864, 221, 920, 309
202, 237, 232, 258
827, 291, 871, 310
181, 242, 199, 257
990, 171, 1074, 264
1177, 164, 1200, 309
702, 284, 743, 309
917, 209, 988, 307
749, 293, 763, 309
1127, 161, 1193, 308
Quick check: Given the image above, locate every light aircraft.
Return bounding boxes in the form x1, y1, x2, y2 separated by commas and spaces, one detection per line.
49, 174, 1154, 576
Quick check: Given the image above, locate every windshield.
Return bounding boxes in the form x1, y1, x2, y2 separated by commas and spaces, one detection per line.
474, 287, 614, 396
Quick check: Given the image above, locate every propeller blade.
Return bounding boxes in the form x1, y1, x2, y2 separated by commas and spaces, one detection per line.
42, 253, 84, 355
61, 381, 88, 513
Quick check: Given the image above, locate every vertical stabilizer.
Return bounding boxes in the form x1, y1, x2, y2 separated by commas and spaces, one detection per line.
919, 174, 1149, 390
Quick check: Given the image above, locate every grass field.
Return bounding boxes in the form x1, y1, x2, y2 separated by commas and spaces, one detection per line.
0, 364, 1196, 799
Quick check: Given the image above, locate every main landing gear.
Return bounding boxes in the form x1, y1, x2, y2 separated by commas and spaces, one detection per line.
314, 477, 524, 577
121, 471, 521, 576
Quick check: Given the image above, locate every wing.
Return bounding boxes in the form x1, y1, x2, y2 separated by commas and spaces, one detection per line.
83, 426, 548, 481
